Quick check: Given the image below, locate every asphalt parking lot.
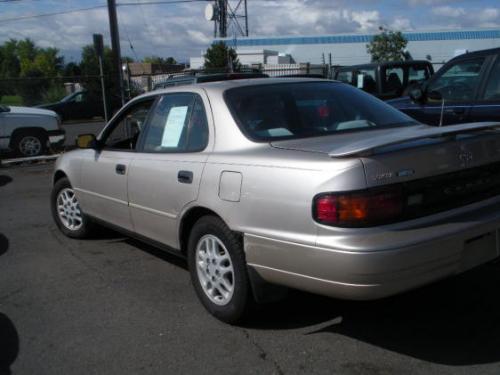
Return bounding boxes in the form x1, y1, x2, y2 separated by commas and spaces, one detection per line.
1, 163, 500, 375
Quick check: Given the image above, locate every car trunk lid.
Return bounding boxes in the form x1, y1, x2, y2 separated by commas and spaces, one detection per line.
271, 122, 500, 188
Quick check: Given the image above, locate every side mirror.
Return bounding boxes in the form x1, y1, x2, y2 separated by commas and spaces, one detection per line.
427, 90, 443, 102
76, 134, 98, 149
409, 87, 424, 103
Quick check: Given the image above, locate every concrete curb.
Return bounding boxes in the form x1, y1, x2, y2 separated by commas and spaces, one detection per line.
1, 154, 60, 167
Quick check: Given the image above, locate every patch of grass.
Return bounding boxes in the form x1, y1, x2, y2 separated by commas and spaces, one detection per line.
0, 95, 23, 106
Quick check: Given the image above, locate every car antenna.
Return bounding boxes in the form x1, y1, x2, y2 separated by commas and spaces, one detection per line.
439, 97, 445, 127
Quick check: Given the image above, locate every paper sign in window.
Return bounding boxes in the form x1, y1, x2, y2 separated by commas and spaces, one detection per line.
161, 106, 188, 147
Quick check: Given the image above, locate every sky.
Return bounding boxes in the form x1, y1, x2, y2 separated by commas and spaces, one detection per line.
0, 0, 499, 62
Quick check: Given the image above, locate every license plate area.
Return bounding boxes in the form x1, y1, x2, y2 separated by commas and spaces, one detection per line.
460, 231, 499, 272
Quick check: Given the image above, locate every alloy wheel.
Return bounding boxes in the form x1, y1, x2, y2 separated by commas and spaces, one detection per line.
195, 234, 235, 306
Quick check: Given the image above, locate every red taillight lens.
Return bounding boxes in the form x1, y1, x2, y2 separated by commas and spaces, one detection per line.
313, 187, 403, 227
316, 195, 338, 223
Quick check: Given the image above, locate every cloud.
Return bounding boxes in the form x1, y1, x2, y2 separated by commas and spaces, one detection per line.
430, 6, 500, 28
0, 0, 498, 62
390, 17, 413, 30
432, 6, 466, 17
408, 0, 452, 5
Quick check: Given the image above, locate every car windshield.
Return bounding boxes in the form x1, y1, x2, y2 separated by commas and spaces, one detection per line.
224, 81, 418, 141
60, 92, 80, 102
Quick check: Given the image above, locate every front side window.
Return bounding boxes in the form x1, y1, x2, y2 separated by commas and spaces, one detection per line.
142, 94, 208, 153
355, 68, 377, 93
102, 99, 154, 150
483, 58, 500, 101
427, 58, 485, 101
382, 67, 404, 95
408, 65, 431, 84
225, 82, 417, 142
74, 92, 85, 103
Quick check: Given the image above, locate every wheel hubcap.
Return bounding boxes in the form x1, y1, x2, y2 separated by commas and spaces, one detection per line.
196, 234, 234, 306
19, 136, 42, 156
56, 188, 83, 231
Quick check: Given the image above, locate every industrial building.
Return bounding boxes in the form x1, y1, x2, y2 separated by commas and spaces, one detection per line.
191, 28, 500, 69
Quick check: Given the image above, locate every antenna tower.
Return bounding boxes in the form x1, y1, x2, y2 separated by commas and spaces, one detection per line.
205, 0, 249, 38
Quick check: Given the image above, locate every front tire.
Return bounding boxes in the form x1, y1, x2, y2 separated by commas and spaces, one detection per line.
51, 177, 94, 238
13, 131, 47, 157
187, 215, 251, 324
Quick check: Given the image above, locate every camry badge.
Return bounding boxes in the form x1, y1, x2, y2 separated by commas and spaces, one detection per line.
458, 150, 473, 165
397, 169, 415, 177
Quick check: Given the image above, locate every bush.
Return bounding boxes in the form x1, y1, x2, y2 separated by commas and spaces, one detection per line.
41, 84, 66, 103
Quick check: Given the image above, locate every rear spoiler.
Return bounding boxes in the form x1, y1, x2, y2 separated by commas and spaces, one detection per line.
329, 122, 500, 158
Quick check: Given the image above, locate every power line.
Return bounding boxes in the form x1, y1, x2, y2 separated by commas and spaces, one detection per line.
0, 0, 208, 24
0, 5, 107, 23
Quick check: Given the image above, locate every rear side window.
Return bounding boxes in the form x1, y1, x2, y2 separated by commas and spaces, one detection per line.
142, 94, 208, 153
224, 82, 417, 142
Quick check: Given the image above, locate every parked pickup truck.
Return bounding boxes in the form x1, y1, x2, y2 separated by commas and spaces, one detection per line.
0, 105, 65, 157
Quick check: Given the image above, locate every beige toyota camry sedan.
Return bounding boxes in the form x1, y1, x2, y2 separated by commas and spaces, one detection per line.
52, 78, 500, 323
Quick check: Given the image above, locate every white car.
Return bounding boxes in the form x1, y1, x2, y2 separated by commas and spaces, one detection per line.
0, 105, 65, 157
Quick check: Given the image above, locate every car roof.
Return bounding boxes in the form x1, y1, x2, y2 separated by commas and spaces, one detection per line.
153, 72, 268, 87
141, 77, 335, 100
447, 47, 500, 62
338, 60, 432, 70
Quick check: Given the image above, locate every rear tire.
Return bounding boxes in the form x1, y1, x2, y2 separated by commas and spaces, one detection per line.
51, 177, 94, 238
187, 215, 251, 324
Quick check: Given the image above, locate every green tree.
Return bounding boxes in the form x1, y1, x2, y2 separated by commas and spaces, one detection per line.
79, 44, 121, 109
122, 56, 134, 63
366, 30, 408, 62
33, 47, 64, 77
203, 42, 240, 71
0, 39, 21, 78
0, 39, 21, 99
143, 55, 177, 65
63, 62, 81, 77
0, 38, 67, 104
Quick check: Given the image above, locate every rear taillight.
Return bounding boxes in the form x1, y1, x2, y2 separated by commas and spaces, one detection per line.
313, 186, 403, 227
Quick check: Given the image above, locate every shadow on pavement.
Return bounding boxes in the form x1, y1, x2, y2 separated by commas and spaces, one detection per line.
0, 313, 19, 375
125, 238, 187, 270
0, 176, 12, 187
0, 234, 8, 257
247, 261, 500, 366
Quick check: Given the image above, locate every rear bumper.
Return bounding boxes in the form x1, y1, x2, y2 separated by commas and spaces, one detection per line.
245, 202, 500, 300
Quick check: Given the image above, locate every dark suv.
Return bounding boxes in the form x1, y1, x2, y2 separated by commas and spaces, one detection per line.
388, 48, 500, 126
333, 60, 434, 100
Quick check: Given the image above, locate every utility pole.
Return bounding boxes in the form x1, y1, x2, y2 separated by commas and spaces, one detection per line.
107, 0, 125, 106
218, 0, 227, 38
93, 34, 109, 123
244, 0, 248, 36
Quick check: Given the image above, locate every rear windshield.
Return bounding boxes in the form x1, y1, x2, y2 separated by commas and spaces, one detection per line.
224, 82, 418, 142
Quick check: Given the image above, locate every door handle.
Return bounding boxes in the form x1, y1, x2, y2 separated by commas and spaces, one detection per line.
177, 170, 193, 184
115, 164, 126, 175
